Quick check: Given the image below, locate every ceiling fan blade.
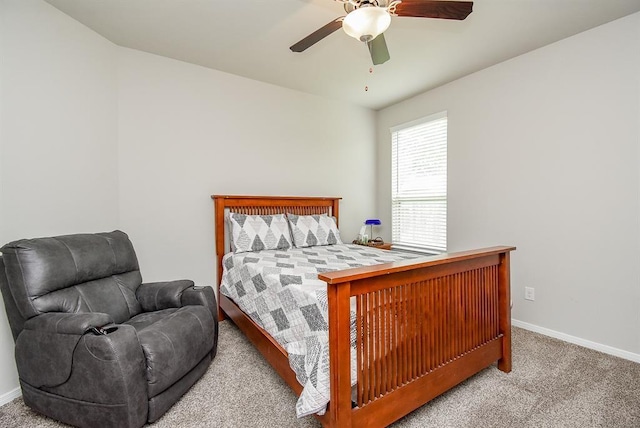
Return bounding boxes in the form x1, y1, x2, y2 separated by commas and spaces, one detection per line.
394, 0, 473, 20
367, 33, 390, 65
290, 18, 344, 52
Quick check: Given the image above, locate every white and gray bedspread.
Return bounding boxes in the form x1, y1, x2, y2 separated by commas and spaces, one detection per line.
220, 244, 417, 417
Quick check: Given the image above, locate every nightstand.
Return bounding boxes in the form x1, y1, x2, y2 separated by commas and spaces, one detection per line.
357, 242, 392, 250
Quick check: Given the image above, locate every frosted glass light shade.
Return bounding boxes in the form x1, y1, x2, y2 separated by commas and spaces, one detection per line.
342, 7, 391, 42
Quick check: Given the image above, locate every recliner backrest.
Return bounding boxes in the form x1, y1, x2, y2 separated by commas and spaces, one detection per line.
1, 230, 143, 325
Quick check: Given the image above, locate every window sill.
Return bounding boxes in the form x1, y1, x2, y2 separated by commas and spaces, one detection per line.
390, 245, 443, 256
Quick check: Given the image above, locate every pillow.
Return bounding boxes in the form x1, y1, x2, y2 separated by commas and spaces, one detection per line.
228, 212, 293, 253
287, 213, 343, 248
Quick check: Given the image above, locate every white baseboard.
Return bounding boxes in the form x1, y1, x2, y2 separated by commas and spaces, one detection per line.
0, 386, 21, 406
512, 319, 640, 364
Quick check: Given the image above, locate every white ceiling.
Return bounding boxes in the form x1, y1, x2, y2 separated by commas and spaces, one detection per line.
45, 0, 640, 110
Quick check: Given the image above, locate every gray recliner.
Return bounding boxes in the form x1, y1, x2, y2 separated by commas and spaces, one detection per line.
0, 230, 218, 427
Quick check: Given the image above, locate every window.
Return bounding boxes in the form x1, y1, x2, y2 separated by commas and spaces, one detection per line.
391, 111, 447, 253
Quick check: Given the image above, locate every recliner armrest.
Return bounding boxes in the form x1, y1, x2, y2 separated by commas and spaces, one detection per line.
23, 312, 113, 335
181, 285, 217, 322
136, 279, 194, 312
181, 285, 218, 359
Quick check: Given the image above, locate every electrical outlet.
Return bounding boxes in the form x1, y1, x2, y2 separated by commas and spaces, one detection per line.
524, 287, 535, 301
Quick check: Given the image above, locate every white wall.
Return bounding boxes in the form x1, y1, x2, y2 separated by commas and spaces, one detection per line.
377, 12, 640, 355
0, 0, 119, 401
0, 0, 119, 243
116, 49, 377, 286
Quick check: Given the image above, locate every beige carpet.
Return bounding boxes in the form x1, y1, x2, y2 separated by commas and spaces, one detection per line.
1, 322, 639, 427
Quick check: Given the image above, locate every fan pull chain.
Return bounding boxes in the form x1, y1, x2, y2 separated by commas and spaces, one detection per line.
365, 66, 374, 92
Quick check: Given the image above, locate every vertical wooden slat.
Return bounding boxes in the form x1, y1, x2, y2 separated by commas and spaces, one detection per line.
415, 283, 421, 377
434, 278, 438, 368
419, 281, 423, 374
450, 275, 456, 360
452, 275, 457, 359
370, 291, 376, 399
419, 281, 427, 375
443, 277, 449, 363
434, 279, 440, 367
375, 290, 382, 398
381, 289, 386, 393
459, 274, 464, 354
388, 288, 393, 391
489, 268, 495, 339
492, 267, 497, 336
482, 268, 487, 344
474, 270, 479, 347
428, 279, 432, 369
473, 270, 478, 349
468, 271, 474, 350
423, 281, 429, 375
484, 267, 490, 343
413, 282, 419, 378
368, 293, 374, 402
436, 278, 440, 368
392, 285, 398, 389
407, 284, 412, 378
409, 283, 415, 380
439, 280, 444, 364
443, 278, 447, 363
397, 286, 403, 385
476, 270, 481, 347
357, 295, 364, 408
431, 280, 437, 369
447, 276, 453, 361
498, 252, 512, 373
403, 285, 409, 383
466, 273, 472, 353
480, 269, 485, 345
364, 293, 371, 403
496, 265, 500, 337
406, 285, 411, 380
379, 290, 385, 396
452, 276, 457, 359
455, 273, 462, 359
402, 285, 411, 383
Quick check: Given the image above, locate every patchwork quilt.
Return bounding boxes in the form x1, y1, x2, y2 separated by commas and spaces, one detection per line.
220, 244, 417, 417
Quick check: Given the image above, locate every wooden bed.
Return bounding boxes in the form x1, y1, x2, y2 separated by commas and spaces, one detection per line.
212, 195, 515, 427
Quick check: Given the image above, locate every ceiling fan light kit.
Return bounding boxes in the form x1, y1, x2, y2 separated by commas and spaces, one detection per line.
342, 6, 391, 42
290, 0, 473, 66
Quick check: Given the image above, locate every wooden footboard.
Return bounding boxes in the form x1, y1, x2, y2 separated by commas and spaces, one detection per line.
212, 195, 514, 428
319, 246, 514, 427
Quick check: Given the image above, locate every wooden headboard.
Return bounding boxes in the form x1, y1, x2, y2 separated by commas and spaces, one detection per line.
211, 195, 342, 289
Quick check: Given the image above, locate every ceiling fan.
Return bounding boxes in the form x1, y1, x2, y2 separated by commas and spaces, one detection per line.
290, 0, 473, 65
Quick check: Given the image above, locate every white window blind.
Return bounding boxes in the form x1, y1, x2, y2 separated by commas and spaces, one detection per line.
391, 112, 447, 253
